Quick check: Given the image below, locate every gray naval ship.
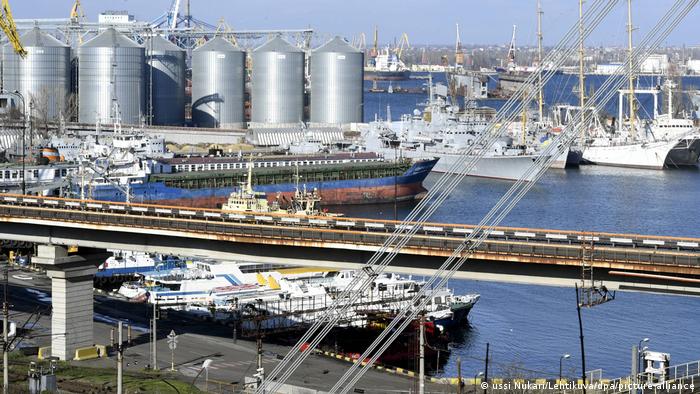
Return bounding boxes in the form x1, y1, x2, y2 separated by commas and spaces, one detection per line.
362, 84, 552, 181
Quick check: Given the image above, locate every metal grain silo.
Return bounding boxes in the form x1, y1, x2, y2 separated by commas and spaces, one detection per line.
78, 28, 145, 125
191, 37, 245, 128
251, 36, 305, 126
2, 27, 70, 120
310, 36, 364, 125
145, 36, 185, 126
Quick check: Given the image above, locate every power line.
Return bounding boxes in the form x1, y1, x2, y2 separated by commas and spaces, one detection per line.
331, 1, 696, 392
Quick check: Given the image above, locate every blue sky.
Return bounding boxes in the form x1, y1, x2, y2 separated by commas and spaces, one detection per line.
11, 0, 700, 46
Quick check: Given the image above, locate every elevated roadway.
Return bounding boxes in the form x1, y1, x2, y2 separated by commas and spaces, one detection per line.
1, 193, 700, 295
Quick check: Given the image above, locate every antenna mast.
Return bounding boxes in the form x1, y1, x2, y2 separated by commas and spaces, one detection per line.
627, 0, 636, 139
537, 0, 544, 121
578, 0, 586, 145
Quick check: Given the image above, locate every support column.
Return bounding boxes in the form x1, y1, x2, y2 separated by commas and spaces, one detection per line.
33, 245, 99, 361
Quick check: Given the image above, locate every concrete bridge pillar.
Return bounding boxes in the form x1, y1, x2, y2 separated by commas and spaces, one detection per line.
32, 245, 102, 360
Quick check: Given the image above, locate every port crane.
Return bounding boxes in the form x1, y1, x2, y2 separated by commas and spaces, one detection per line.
69, 0, 85, 23
395, 32, 410, 59
455, 23, 464, 68
0, 0, 26, 58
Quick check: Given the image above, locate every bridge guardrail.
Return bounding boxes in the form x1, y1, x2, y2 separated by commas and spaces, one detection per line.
1, 194, 700, 271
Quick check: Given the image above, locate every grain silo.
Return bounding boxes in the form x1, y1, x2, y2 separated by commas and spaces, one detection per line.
145, 36, 186, 126
251, 36, 305, 126
191, 37, 245, 128
77, 28, 145, 125
2, 27, 70, 120
310, 36, 364, 125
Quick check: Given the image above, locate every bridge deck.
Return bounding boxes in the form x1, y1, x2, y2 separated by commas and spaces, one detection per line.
1, 193, 699, 290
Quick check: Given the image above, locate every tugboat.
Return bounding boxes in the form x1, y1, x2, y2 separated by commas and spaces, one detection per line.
222, 164, 342, 217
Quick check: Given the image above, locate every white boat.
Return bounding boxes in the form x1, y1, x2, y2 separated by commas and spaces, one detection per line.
583, 85, 700, 169
97, 251, 180, 277
363, 82, 551, 181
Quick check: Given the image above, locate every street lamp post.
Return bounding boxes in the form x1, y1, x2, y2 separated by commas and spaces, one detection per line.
474, 371, 484, 392
559, 354, 571, 382
6, 91, 26, 194
637, 338, 649, 380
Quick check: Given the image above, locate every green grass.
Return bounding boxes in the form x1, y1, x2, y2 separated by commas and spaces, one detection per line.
8, 354, 204, 393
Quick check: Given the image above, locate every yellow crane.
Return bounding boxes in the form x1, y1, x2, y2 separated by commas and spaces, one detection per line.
396, 32, 410, 59
0, 0, 26, 58
70, 0, 85, 23
215, 18, 239, 47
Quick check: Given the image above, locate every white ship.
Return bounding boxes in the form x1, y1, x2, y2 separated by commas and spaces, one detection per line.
583, 84, 700, 169
363, 83, 550, 181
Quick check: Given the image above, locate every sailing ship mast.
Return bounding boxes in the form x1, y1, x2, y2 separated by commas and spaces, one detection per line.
537, 0, 544, 121
578, 0, 586, 145
627, 0, 636, 139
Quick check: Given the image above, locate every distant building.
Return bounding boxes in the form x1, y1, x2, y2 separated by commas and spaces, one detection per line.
686, 59, 700, 74
594, 63, 624, 75
98, 11, 135, 25
640, 54, 668, 74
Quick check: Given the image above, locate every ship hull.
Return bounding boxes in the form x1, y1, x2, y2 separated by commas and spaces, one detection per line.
583, 137, 700, 169
402, 151, 542, 181
86, 159, 438, 208
364, 70, 411, 81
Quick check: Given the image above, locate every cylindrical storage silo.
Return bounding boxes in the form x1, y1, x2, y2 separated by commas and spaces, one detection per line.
78, 28, 145, 125
145, 36, 186, 126
310, 36, 364, 125
191, 37, 245, 128
2, 27, 70, 121
251, 36, 305, 126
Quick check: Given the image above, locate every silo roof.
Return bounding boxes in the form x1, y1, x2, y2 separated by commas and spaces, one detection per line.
81, 27, 142, 48
145, 35, 184, 52
193, 37, 242, 52
20, 27, 68, 48
254, 36, 302, 53
313, 36, 359, 53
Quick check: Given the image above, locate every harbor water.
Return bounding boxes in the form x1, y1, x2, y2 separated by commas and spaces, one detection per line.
344, 75, 700, 379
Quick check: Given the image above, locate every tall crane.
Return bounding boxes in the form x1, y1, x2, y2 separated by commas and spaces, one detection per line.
0, 0, 26, 58
396, 32, 410, 59
369, 26, 378, 58
455, 23, 464, 68
506, 24, 517, 68
69, 0, 85, 23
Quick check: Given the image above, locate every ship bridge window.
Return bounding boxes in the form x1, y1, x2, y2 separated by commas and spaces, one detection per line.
33, 170, 39, 178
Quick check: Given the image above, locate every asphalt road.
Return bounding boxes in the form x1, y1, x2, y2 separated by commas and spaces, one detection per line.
2, 265, 453, 393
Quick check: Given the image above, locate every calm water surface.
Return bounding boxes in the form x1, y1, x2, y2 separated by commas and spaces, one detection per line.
351, 73, 700, 378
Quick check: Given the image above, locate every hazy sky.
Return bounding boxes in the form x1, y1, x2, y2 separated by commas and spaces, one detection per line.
11, 0, 700, 46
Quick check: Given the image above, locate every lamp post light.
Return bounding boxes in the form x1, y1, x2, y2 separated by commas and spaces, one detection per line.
637, 338, 650, 378
474, 371, 484, 391
559, 354, 571, 381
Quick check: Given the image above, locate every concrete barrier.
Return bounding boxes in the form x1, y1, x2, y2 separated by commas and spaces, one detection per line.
37, 347, 51, 360
73, 345, 102, 361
